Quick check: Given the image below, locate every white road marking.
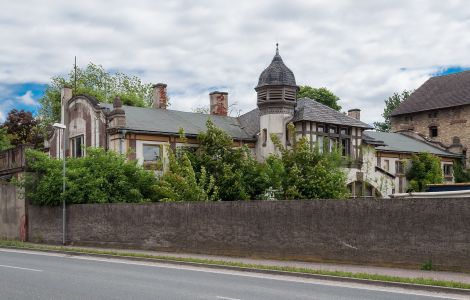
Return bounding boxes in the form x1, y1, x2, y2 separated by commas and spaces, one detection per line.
0, 248, 467, 299
0, 264, 42, 272
216, 296, 241, 300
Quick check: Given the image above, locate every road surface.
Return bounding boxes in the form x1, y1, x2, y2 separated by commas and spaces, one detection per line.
0, 248, 465, 300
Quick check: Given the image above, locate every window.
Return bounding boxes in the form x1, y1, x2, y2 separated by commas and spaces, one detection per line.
329, 138, 337, 152
383, 159, 390, 172
70, 135, 84, 158
317, 136, 324, 153
395, 160, 405, 174
429, 126, 438, 137
329, 126, 338, 134
443, 164, 453, 177
340, 128, 349, 135
317, 125, 324, 133
428, 111, 438, 118
341, 138, 350, 156
142, 144, 162, 170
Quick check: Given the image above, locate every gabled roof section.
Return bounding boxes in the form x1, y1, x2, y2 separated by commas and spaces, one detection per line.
101, 103, 255, 140
391, 70, 470, 116
363, 131, 461, 158
238, 108, 260, 137
292, 98, 372, 128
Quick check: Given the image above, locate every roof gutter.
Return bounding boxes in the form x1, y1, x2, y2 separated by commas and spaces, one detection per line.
114, 128, 257, 142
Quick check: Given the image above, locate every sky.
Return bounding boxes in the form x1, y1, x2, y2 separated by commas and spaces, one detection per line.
1, 1, 470, 125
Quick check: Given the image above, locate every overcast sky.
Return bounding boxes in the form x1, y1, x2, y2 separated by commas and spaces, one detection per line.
1, 0, 470, 124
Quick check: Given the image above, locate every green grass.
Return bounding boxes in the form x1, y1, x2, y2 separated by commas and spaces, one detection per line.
1, 239, 469, 290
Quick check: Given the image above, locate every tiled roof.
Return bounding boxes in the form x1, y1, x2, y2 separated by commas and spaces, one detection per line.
101, 103, 255, 140
256, 48, 296, 88
363, 131, 461, 157
292, 98, 372, 128
238, 108, 260, 138
391, 70, 470, 116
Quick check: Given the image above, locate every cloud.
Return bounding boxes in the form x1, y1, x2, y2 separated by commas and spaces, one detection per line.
1, 1, 470, 124
17, 90, 39, 106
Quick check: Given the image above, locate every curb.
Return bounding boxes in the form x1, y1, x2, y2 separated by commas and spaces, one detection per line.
2, 246, 470, 296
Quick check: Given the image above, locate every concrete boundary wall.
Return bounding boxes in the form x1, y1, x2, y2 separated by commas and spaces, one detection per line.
0, 183, 26, 240
28, 198, 470, 271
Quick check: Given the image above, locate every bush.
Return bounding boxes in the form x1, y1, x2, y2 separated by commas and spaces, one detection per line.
24, 148, 158, 206
406, 152, 443, 192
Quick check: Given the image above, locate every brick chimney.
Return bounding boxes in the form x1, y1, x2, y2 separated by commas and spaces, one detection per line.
209, 91, 228, 116
348, 109, 361, 120
152, 83, 168, 109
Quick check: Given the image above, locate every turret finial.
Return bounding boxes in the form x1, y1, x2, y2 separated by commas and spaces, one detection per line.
276, 43, 279, 55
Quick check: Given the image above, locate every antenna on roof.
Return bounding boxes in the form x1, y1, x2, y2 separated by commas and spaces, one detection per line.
74, 56, 77, 91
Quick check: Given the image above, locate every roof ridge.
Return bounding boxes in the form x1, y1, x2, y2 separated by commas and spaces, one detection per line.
431, 69, 470, 79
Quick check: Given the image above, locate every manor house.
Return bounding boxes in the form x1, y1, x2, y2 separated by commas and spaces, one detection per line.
47, 46, 459, 197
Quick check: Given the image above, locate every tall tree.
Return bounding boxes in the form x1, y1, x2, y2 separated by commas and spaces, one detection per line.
39, 63, 153, 123
1, 109, 43, 148
374, 90, 412, 132
297, 86, 341, 111
0, 127, 12, 151
406, 152, 443, 192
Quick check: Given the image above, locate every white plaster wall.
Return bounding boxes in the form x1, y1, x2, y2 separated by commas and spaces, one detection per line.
346, 148, 396, 198
256, 113, 292, 161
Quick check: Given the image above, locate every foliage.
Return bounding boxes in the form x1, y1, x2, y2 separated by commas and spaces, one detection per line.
0, 127, 12, 151
421, 260, 433, 271
453, 160, 470, 183
373, 90, 412, 132
270, 128, 349, 199
297, 86, 341, 111
153, 149, 218, 202
189, 119, 262, 201
39, 63, 153, 123
1, 109, 43, 148
406, 152, 443, 192
23, 148, 158, 206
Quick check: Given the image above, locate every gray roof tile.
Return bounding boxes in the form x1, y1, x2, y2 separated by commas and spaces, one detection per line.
364, 131, 460, 157
391, 70, 470, 116
101, 103, 255, 140
293, 98, 372, 128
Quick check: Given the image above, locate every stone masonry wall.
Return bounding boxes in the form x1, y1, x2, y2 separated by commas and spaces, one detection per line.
391, 105, 469, 159
28, 199, 470, 271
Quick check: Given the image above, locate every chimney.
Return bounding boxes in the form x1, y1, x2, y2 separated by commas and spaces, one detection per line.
109, 96, 126, 128
348, 109, 361, 120
152, 83, 168, 109
209, 91, 228, 116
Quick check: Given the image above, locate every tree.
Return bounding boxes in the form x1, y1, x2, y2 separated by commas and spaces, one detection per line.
269, 123, 349, 199
374, 90, 412, 132
297, 86, 341, 111
0, 127, 12, 151
1, 109, 43, 148
39, 63, 153, 123
451, 160, 470, 183
406, 152, 443, 192
153, 149, 218, 202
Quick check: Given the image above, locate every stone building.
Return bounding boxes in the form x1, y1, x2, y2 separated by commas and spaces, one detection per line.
46, 46, 460, 197
390, 71, 470, 164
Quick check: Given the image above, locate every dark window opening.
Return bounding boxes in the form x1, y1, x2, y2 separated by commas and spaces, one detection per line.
262, 128, 267, 147
341, 138, 350, 157
71, 135, 84, 158
443, 164, 453, 177
429, 126, 438, 137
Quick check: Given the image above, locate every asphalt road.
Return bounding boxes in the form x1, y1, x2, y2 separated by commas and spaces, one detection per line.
0, 249, 464, 300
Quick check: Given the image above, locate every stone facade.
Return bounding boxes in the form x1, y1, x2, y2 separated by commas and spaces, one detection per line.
391, 106, 468, 162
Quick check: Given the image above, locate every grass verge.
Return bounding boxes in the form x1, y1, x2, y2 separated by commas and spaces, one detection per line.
1, 239, 469, 290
